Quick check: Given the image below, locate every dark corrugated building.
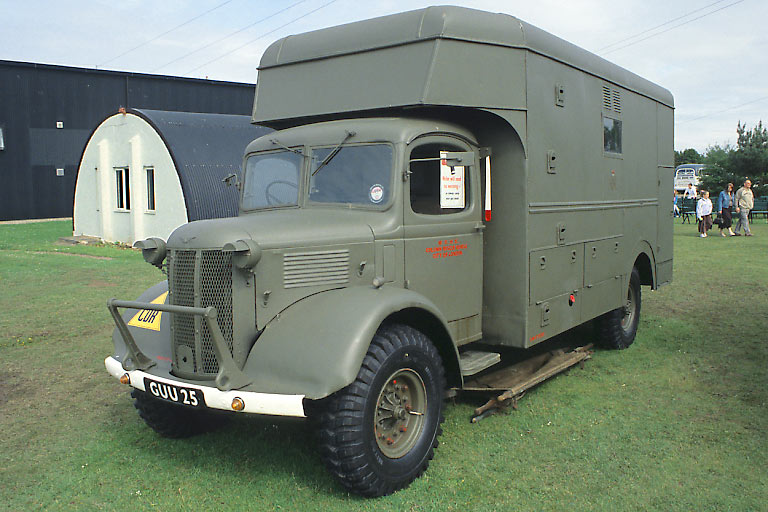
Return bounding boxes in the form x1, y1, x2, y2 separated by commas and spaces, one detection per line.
0, 60, 255, 221
131, 109, 271, 221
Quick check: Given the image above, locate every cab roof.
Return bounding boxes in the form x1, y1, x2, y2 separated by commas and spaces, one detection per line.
244, 117, 478, 155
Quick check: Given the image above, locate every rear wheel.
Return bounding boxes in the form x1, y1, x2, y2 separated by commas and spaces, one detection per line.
131, 389, 227, 438
595, 267, 642, 349
315, 324, 445, 497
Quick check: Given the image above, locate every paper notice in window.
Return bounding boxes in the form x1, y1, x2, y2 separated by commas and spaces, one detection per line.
440, 151, 465, 209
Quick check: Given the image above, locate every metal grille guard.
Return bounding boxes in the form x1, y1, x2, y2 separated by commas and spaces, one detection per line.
107, 298, 252, 391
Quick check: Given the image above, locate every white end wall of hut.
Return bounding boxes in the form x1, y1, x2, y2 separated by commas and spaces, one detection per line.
74, 113, 188, 244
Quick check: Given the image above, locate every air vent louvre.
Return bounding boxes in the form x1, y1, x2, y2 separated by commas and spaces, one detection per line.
602, 86, 612, 110
603, 85, 622, 114
612, 90, 622, 114
283, 249, 350, 289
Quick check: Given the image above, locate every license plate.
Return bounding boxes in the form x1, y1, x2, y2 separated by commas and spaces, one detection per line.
143, 378, 206, 408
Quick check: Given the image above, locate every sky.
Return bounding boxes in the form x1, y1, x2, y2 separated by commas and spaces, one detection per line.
1, 0, 766, 152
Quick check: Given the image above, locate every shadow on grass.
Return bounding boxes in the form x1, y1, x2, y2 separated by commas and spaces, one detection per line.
116, 405, 351, 498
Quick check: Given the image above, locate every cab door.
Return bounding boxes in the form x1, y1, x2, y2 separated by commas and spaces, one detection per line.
403, 136, 483, 343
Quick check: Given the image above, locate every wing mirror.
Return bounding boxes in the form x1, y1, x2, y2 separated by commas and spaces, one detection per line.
223, 173, 241, 190
440, 151, 474, 167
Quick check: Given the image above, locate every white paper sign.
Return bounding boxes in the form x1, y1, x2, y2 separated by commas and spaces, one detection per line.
439, 151, 465, 209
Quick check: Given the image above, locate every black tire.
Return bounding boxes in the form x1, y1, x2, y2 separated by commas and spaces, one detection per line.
131, 389, 228, 438
315, 324, 446, 497
595, 267, 642, 349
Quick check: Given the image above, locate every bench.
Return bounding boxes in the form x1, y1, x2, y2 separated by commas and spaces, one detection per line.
680, 198, 697, 224
749, 197, 768, 222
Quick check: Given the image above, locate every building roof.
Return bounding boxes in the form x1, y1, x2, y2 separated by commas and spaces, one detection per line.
131, 109, 271, 220
0, 59, 254, 87
259, 5, 673, 107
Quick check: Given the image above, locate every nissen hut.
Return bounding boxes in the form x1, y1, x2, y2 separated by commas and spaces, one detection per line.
73, 109, 270, 244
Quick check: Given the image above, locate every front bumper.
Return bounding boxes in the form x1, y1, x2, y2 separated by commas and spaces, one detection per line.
105, 357, 306, 417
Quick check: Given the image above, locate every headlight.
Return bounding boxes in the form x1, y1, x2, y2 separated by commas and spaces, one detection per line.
223, 239, 262, 270
134, 237, 167, 269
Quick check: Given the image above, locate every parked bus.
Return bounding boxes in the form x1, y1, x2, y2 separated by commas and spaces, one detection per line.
674, 163, 705, 192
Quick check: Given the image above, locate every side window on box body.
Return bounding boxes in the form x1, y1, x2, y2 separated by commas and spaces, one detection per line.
409, 142, 470, 215
603, 116, 622, 154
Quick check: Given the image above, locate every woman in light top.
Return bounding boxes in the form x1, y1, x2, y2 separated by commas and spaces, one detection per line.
696, 190, 713, 238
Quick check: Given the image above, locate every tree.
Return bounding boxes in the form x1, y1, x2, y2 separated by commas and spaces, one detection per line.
732, 120, 768, 190
700, 144, 737, 194
700, 121, 768, 196
675, 148, 704, 167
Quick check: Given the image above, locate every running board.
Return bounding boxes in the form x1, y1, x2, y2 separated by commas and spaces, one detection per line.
459, 350, 502, 377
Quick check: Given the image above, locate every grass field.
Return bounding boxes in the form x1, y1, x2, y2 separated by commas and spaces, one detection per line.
1, 220, 766, 511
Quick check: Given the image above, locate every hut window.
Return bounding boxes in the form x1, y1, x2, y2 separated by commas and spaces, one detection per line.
146, 168, 156, 211
116, 168, 130, 210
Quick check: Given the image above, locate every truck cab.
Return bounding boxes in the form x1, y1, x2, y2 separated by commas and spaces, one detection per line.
237, 117, 484, 343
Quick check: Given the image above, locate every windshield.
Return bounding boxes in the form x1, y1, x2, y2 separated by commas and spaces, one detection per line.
242, 150, 302, 209
309, 144, 393, 206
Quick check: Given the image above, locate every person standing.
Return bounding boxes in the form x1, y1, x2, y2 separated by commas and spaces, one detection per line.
673, 190, 680, 217
718, 183, 736, 237
696, 190, 713, 237
734, 179, 754, 236
684, 183, 697, 200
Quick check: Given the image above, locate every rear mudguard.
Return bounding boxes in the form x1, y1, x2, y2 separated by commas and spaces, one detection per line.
243, 285, 460, 400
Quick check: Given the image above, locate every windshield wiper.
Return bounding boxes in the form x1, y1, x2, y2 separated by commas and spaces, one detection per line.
312, 130, 356, 176
270, 138, 306, 156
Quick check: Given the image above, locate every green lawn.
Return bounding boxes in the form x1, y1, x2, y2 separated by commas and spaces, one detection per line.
0, 220, 766, 510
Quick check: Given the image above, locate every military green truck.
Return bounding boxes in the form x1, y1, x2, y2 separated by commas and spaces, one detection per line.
105, 6, 674, 497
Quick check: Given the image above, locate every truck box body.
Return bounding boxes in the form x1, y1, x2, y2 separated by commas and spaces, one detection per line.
252, 6, 674, 348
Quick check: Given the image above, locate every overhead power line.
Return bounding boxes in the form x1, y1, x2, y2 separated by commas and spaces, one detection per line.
98, 0, 234, 67
677, 96, 768, 124
151, 0, 311, 73
600, 0, 745, 56
185, 0, 340, 75
597, 0, 730, 52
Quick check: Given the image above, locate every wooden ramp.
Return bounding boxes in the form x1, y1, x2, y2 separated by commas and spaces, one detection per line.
462, 345, 593, 422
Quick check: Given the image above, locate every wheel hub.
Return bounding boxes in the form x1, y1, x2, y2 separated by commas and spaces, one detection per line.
620, 287, 636, 331
374, 369, 427, 458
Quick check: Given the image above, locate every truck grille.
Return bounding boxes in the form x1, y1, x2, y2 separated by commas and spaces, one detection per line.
169, 249, 234, 376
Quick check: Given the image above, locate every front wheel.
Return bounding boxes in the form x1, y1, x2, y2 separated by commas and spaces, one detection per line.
595, 267, 642, 349
131, 389, 228, 438
315, 324, 446, 497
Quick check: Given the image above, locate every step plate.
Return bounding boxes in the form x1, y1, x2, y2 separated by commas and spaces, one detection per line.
460, 350, 501, 377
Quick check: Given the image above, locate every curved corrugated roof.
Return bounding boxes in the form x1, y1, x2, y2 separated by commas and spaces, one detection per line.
131, 109, 271, 221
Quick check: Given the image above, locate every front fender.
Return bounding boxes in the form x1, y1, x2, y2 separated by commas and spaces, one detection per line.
110, 281, 172, 371
242, 286, 458, 399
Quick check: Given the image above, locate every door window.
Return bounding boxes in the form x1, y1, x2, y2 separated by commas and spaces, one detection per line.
409, 143, 470, 215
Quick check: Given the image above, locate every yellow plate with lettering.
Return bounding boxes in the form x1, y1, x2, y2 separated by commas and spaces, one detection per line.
127, 292, 168, 331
